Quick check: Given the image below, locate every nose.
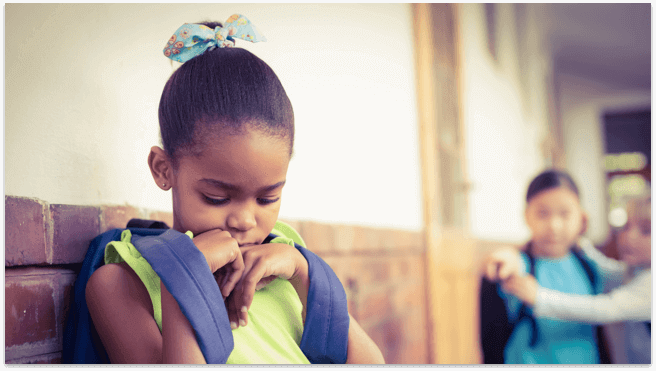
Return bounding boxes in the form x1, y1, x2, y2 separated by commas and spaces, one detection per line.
226, 202, 256, 233
548, 217, 563, 234
622, 225, 640, 242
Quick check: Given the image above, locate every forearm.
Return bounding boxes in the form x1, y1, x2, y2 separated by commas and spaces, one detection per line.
289, 264, 309, 323
534, 275, 651, 323
345, 315, 385, 364
578, 238, 626, 283
161, 282, 206, 364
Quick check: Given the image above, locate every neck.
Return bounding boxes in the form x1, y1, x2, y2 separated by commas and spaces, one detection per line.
530, 242, 570, 259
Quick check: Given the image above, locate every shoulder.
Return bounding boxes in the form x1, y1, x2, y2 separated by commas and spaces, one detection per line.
86, 262, 153, 316
631, 269, 652, 285
85, 263, 162, 363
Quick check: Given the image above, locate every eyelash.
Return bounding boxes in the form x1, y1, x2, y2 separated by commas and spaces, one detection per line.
203, 195, 280, 206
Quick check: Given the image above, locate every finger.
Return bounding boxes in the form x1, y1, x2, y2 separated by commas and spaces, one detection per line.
500, 278, 512, 292
225, 293, 239, 330
498, 262, 512, 281
255, 275, 277, 291
214, 272, 227, 299
239, 258, 269, 326
484, 260, 494, 280
221, 250, 245, 298
486, 261, 499, 281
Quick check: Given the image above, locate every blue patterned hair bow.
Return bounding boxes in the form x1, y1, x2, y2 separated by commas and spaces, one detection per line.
164, 14, 267, 63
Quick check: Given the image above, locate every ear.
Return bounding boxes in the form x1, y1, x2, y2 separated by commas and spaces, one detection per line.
524, 206, 530, 225
148, 146, 174, 191
580, 211, 589, 236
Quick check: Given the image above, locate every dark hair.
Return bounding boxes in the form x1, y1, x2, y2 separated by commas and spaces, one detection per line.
526, 169, 580, 203
158, 21, 294, 166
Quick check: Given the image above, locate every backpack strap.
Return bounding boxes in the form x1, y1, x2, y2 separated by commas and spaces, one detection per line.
126, 218, 170, 229
266, 221, 349, 364
646, 322, 651, 334
571, 246, 612, 364
132, 230, 234, 364
515, 245, 539, 348
479, 277, 512, 364
571, 247, 598, 293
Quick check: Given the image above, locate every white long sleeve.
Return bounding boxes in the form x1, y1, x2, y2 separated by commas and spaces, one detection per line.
577, 238, 626, 286
534, 269, 651, 324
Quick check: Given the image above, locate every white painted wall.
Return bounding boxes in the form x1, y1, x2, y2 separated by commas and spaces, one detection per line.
557, 73, 650, 244
5, 4, 422, 230
458, 4, 554, 243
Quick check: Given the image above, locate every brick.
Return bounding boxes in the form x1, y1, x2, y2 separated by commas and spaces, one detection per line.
352, 226, 371, 250
363, 323, 386, 358
57, 273, 76, 341
353, 226, 385, 251
49, 204, 100, 264
298, 221, 334, 253
5, 196, 48, 266
392, 229, 424, 249
333, 224, 355, 252
380, 317, 404, 363
390, 256, 411, 280
100, 205, 141, 232
348, 257, 391, 288
6, 352, 62, 364
398, 339, 429, 364
391, 282, 424, 316
359, 288, 392, 325
379, 228, 397, 250
148, 211, 174, 229
370, 259, 391, 282
5, 277, 57, 347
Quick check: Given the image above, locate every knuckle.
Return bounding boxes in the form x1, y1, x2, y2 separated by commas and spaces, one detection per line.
243, 276, 259, 286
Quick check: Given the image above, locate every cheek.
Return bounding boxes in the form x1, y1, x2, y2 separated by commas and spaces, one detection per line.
638, 236, 652, 256
569, 216, 583, 234
257, 205, 281, 228
177, 195, 227, 233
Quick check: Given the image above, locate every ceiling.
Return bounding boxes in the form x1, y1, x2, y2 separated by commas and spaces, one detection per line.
543, 3, 651, 90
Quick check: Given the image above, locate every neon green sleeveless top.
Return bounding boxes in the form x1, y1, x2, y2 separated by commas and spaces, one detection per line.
104, 221, 310, 364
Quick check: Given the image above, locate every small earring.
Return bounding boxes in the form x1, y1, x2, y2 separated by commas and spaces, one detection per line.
162, 183, 167, 187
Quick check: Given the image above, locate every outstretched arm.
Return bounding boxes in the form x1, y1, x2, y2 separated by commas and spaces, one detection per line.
577, 238, 626, 285
502, 270, 651, 324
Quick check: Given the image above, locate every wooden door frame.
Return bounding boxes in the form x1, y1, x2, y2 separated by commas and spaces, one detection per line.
412, 3, 476, 364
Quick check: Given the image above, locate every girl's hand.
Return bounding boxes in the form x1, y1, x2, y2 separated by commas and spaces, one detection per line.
192, 229, 245, 299
501, 274, 538, 306
484, 246, 523, 281
226, 243, 309, 329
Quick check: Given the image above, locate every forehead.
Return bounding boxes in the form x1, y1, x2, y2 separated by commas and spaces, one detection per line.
528, 187, 580, 208
627, 199, 651, 222
180, 130, 290, 188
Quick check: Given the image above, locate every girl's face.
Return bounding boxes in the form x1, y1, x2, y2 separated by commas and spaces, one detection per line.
525, 187, 585, 258
617, 200, 651, 268
170, 129, 290, 247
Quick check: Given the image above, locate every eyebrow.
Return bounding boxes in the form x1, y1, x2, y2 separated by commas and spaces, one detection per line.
199, 178, 286, 193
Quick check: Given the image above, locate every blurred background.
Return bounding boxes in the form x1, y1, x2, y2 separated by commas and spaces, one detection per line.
4, 3, 651, 364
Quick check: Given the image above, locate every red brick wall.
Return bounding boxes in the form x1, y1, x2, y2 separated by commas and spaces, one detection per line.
5, 196, 428, 364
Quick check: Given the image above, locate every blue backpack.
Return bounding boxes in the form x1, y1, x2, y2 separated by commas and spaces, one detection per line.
62, 219, 349, 364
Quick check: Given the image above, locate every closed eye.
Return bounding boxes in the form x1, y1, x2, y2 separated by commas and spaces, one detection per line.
257, 197, 280, 205
204, 195, 229, 205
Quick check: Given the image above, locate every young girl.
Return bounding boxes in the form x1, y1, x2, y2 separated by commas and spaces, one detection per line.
84, 16, 384, 364
492, 192, 651, 364
480, 169, 605, 364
